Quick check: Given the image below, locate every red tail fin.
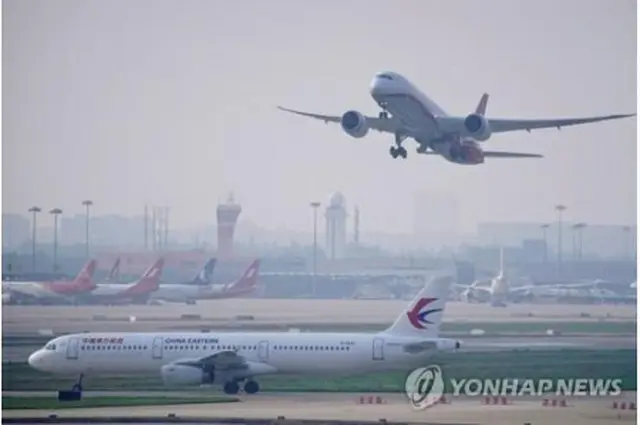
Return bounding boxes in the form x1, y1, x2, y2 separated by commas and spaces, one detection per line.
123, 257, 165, 295
227, 260, 260, 293
74, 259, 97, 290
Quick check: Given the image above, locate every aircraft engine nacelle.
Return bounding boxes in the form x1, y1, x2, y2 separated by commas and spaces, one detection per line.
437, 338, 462, 352
463, 113, 492, 141
160, 364, 213, 386
340, 110, 369, 138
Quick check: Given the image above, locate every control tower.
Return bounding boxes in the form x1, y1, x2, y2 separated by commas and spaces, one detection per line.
325, 192, 347, 260
216, 193, 242, 259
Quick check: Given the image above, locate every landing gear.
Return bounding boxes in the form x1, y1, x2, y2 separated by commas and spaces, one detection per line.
389, 146, 407, 159
71, 373, 84, 392
223, 381, 240, 395
378, 111, 389, 119
244, 380, 260, 394
389, 132, 408, 159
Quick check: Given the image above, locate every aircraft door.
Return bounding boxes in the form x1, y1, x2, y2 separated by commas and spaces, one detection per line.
66, 337, 79, 360
372, 337, 384, 361
152, 336, 163, 359
258, 340, 269, 361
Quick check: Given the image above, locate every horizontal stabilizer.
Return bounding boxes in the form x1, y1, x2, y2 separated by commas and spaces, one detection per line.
482, 151, 543, 158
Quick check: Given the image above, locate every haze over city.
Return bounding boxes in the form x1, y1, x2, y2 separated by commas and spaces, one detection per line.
3, 0, 636, 235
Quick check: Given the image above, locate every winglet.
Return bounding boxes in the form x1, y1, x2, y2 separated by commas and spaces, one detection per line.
475, 93, 489, 116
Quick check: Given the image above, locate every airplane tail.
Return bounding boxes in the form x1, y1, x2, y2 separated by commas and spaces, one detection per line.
475, 93, 489, 115
383, 276, 451, 338
191, 258, 216, 285
107, 257, 121, 281
122, 258, 165, 295
226, 260, 260, 294
73, 259, 98, 291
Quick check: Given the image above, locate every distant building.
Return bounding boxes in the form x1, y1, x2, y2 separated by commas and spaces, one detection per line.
216, 193, 242, 259
325, 192, 347, 260
2, 213, 30, 249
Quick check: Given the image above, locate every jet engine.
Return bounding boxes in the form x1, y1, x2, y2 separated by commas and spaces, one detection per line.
160, 364, 213, 386
340, 110, 369, 138
463, 113, 492, 141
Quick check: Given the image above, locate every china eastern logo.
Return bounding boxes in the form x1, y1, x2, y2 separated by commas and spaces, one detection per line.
406, 298, 443, 329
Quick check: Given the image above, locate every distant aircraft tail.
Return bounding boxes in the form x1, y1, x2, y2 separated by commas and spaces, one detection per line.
226, 260, 260, 295
107, 258, 121, 281
475, 93, 489, 115
383, 276, 451, 338
190, 258, 216, 285
122, 258, 165, 296
73, 259, 98, 291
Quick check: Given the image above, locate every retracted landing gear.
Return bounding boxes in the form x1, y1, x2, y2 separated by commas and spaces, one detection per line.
389, 132, 408, 159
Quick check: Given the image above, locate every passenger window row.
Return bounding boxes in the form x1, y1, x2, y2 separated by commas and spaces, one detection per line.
80, 344, 353, 352
82, 345, 146, 351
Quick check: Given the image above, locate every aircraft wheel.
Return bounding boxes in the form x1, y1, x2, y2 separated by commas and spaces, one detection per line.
398, 147, 408, 158
223, 381, 240, 395
389, 146, 399, 158
244, 380, 260, 394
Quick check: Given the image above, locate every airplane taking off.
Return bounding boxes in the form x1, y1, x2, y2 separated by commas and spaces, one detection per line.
278, 71, 635, 164
2, 260, 97, 305
149, 259, 259, 304
28, 277, 460, 395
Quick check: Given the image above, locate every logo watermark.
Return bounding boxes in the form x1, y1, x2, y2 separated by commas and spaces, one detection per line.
404, 365, 623, 410
404, 365, 445, 410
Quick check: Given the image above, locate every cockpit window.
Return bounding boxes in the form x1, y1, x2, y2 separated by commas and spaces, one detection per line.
378, 74, 393, 81
45, 343, 56, 350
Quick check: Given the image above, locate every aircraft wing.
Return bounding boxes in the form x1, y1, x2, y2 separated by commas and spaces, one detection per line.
487, 114, 635, 134
277, 106, 399, 133
420, 150, 542, 158
483, 151, 543, 158
174, 350, 248, 372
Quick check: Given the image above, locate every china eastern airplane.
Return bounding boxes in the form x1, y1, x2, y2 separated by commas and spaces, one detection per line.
278, 71, 635, 164
28, 277, 460, 395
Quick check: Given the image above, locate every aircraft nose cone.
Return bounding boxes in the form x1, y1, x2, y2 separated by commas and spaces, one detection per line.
369, 77, 382, 96
28, 351, 43, 369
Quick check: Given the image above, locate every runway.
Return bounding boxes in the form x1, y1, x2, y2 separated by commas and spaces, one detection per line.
2, 299, 636, 335
3, 392, 637, 425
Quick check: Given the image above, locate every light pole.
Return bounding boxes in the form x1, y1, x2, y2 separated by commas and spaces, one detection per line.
49, 208, 63, 272
622, 226, 632, 260
310, 201, 321, 297
540, 223, 550, 263
555, 204, 566, 279
82, 200, 93, 259
575, 222, 587, 260
28, 206, 41, 271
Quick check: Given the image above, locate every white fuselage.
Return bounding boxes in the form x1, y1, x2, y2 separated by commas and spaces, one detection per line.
369, 73, 480, 163
28, 331, 455, 378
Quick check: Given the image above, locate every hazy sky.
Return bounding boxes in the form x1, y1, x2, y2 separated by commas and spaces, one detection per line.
3, 0, 637, 233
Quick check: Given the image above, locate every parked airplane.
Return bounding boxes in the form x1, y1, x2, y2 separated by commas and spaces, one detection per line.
149, 259, 259, 304
455, 249, 610, 305
76, 258, 165, 305
28, 277, 460, 395
278, 71, 635, 164
2, 260, 97, 305
181, 258, 217, 286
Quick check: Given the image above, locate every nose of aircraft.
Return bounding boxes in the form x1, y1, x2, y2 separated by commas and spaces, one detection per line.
28, 350, 44, 369
369, 75, 384, 97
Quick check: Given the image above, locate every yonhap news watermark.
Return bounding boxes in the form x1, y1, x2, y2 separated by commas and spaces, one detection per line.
405, 365, 623, 410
